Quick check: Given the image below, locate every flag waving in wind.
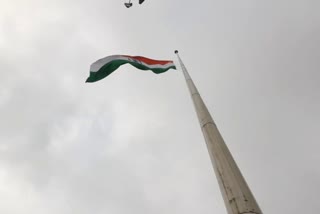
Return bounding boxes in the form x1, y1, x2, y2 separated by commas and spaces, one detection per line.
86, 55, 176, 83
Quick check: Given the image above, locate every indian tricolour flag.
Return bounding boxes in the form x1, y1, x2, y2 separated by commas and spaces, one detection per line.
86, 55, 176, 83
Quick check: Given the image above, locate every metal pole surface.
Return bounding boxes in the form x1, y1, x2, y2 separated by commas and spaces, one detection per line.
175, 50, 262, 214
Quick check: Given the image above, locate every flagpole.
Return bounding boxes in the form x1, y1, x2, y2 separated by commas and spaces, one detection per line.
174, 50, 262, 214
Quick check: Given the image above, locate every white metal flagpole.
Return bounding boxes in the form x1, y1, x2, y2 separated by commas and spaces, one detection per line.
174, 50, 262, 214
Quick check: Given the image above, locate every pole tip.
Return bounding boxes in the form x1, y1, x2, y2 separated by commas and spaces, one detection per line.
174, 50, 179, 54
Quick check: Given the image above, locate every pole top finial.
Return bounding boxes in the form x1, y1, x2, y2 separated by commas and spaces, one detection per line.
174, 50, 179, 54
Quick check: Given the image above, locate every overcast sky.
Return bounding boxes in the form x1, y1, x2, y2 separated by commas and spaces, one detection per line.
1, 0, 320, 213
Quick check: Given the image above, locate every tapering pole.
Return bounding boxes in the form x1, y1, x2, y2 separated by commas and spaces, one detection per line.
174, 50, 262, 214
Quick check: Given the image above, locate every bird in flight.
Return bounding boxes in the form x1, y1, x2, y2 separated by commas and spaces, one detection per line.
124, 0, 145, 8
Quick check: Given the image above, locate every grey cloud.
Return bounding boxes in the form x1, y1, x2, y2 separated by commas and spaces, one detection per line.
1, 0, 320, 214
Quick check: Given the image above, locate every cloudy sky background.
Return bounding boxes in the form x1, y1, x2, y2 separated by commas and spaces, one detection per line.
1, 0, 320, 213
